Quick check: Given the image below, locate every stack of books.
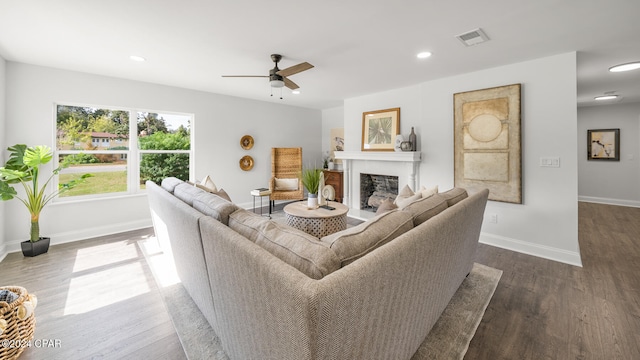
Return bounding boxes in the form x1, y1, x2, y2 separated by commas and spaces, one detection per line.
251, 187, 271, 196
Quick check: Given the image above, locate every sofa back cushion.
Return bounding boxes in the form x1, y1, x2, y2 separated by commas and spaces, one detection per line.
174, 182, 207, 206
161, 177, 184, 193
401, 193, 448, 226
439, 187, 468, 206
321, 209, 414, 267
229, 209, 340, 279
193, 192, 238, 226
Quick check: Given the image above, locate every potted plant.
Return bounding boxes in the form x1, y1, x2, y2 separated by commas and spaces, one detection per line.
0, 144, 92, 257
301, 167, 322, 208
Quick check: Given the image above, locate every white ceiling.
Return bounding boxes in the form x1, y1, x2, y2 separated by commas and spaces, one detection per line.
1, 0, 639, 110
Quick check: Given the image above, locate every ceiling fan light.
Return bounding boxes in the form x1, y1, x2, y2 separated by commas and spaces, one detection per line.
270, 79, 284, 88
609, 61, 640, 72
594, 95, 618, 101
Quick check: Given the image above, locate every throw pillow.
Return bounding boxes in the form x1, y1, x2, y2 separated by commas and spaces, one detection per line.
198, 175, 218, 192
396, 192, 422, 209
419, 185, 438, 199
275, 178, 299, 191
376, 198, 398, 215
394, 184, 416, 205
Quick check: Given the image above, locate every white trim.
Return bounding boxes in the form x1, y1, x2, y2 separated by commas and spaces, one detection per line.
578, 196, 640, 208
0, 244, 7, 264
334, 150, 422, 162
479, 232, 583, 267
2, 219, 152, 255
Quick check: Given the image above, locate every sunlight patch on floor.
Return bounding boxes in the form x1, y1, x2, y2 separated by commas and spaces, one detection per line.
64, 261, 150, 315
72, 241, 139, 272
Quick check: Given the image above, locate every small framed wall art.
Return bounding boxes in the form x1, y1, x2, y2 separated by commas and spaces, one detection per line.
361, 107, 400, 151
587, 128, 620, 161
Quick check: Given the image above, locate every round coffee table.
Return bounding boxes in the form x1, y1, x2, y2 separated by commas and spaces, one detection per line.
283, 201, 349, 238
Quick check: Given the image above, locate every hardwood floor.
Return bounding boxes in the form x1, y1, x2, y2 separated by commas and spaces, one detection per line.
0, 229, 185, 360
0, 202, 638, 359
467, 202, 640, 359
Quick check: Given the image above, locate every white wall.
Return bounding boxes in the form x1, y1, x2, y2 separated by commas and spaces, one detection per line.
578, 103, 640, 207
344, 52, 581, 266
0, 54, 6, 260
3, 62, 321, 253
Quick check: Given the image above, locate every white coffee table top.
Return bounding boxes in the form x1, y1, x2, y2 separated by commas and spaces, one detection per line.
283, 201, 348, 219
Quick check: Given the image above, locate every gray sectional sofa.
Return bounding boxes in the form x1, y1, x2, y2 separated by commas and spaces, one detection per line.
146, 177, 489, 360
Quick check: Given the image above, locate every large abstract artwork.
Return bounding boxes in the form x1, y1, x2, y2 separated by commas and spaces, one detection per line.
454, 84, 522, 203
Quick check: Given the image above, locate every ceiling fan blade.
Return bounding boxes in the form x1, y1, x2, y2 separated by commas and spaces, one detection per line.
283, 77, 299, 90
221, 75, 269, 78
277, 62, 314, 77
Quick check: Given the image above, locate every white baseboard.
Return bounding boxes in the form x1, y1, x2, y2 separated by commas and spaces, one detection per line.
0, 244, 7, 264
578, 196, 640, 208
480, 232, 583, 267
2, 219, 153, 255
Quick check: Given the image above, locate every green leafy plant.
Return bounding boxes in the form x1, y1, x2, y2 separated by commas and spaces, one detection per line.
301, 168, 322, 195
0, 144, 93, 242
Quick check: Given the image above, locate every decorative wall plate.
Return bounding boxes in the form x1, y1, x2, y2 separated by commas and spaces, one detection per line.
239, 155, 254, 171
240, 135, 254, 150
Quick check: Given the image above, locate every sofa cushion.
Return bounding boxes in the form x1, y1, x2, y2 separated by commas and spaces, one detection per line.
229, 209, 340, 279
161, 177, 184, 193
321, 209, 414, 267
401, 193, 448, 226
440, 187, 468, 206
174, 182, 206, 206
193, 192, 238, 225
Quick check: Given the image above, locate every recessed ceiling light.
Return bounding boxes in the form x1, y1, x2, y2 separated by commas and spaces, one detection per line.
129, 55, 146, 62
594, 95, 619, 101
609, 61, 640, 72
417, 51, 432, 59
292, 90, 300, 95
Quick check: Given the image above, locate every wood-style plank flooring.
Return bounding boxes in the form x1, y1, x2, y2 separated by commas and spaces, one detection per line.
0, 229, 185, 360
468, 202, 640, 359
0, 201, 638, 359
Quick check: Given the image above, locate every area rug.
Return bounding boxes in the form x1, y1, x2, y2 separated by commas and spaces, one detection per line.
140, 239, 501, 360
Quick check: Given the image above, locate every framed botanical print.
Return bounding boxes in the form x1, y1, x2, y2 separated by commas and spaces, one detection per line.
361, 107, 400, 151
588, 128, 620, 161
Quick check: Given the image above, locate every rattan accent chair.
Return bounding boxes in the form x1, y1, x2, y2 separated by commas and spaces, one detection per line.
270, 147, 304, 203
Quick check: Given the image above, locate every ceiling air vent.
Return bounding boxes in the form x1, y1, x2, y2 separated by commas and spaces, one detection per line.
456, 28, 490, 46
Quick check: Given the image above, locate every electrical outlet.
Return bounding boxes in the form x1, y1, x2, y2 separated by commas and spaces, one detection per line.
487, 213, 498, 224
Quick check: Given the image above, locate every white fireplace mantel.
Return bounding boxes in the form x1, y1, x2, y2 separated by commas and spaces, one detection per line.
333, 151, 422, 209
334, 151, 421, 163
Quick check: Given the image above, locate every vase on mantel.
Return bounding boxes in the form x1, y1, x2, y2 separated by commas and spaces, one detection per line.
409, 127, 417, 151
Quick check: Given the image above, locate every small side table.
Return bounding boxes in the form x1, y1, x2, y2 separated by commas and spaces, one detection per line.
251, 189, 272, 218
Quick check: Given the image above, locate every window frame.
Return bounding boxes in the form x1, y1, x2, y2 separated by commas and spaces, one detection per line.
53, 102, 194, 202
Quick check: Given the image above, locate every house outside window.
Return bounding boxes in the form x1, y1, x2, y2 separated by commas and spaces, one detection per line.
55, 104, 192, 199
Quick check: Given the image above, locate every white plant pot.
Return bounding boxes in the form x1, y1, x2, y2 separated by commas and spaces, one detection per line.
308, 194, 318, 208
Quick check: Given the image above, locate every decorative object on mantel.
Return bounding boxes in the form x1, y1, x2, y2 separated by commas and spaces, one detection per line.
409, 127, 417, 151
0, 144, 92, 257
394, 134, 404, 152
239, 155, 254, 171
240, 135, 254, 150
400, 141, 412, 151
361, 107, 400, 151
454, 83, 522, 204
587, 128, 620, 161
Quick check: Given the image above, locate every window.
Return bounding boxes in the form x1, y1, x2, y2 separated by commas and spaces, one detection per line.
55, 105, 192, 199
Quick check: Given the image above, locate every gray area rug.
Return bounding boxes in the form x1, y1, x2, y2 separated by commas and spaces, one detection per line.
140, 236, 501, 360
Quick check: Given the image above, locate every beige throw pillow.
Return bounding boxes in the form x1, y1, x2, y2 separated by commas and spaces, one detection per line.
197, 175, 218, 192
274, 178, 299, 191
375, 198, 398, 215
419, 185, 438, 199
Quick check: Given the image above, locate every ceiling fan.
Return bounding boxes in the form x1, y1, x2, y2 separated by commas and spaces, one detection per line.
222, 54, 314, 93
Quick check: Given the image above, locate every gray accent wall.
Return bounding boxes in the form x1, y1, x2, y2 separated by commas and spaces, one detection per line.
578, 102, 640, 207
